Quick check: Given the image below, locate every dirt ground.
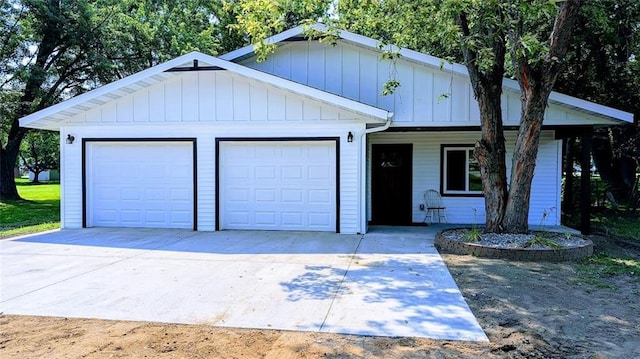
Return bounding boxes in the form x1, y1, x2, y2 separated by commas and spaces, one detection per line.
1, 235, 638, 359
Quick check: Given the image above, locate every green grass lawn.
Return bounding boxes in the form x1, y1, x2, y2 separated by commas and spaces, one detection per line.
591, 212, 640, 240
0, 178, 60, 239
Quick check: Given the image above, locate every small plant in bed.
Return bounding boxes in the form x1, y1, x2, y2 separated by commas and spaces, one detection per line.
464, 227, 482, 242
464, 208, 482, 242
524, 233, 562, 249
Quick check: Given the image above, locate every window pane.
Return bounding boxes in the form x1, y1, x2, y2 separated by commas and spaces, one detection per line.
468, 149, 482, 191
446, 150, 466, 191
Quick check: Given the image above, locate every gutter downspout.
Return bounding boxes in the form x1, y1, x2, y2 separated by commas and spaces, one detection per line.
357, 114, 393, 234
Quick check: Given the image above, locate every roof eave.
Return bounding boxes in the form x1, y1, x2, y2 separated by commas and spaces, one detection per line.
19, 53, 202, 130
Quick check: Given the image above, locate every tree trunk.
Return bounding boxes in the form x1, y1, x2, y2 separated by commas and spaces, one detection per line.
503, 92, 547, 233
504, 0, 582, 233
475, 88, 508, 232
32, 169, 41, 183
0, 0, 61, 200
0, 137, 24, 200
457, 11, 508, 233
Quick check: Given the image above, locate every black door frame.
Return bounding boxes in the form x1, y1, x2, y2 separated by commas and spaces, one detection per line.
370, 143, 413, 225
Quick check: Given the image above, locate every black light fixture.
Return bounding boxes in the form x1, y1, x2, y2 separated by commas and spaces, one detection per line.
347, 131, 354, 143
66, 134, 75, 144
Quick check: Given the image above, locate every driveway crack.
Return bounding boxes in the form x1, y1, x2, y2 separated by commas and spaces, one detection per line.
319, 234, 364, 331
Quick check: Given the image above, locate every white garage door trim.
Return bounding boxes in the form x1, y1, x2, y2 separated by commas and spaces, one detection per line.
216, 138, 340, 232
83, 138, 197, 230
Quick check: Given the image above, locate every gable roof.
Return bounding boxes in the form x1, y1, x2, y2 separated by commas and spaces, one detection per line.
221, 23, 633, 125
20, 51, 391, 130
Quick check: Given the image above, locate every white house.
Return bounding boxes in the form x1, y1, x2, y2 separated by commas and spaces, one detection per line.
19, 24, 633, 234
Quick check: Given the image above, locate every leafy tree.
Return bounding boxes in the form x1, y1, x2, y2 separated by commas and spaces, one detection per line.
554, 0, 640, 202
222, 0, 333, 61
20, 130, 59, 183
232, 0, 583, 233
0, 0, 336, 201
0, 0, 224, 200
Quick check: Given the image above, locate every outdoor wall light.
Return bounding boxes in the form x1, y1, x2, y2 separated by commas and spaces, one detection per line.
347, 131, 354, 143
66, 134, 75, 144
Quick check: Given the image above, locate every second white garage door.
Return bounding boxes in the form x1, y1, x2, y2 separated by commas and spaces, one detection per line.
219, 141, 337, 231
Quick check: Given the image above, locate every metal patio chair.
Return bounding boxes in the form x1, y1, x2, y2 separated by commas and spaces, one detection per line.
423, 189, 447, 223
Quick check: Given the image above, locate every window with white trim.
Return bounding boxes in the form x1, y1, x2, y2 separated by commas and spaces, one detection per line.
442, 146, 483, 195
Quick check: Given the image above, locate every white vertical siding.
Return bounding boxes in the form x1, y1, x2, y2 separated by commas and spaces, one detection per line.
215, 73, 234, 121
165, 77, 182, 121
133, 91, 149, 122
368, 131, 561, 226
65, 71, 366, 125
182, 72, 199, 122
342, 46, 360, 101
198, 71, 216, 120
239, 40, 601, 127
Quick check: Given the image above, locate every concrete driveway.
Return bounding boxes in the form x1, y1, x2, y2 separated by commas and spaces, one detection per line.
0, 227, 487, 341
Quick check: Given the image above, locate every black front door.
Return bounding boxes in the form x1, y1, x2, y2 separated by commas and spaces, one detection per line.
371, 144, 412, 225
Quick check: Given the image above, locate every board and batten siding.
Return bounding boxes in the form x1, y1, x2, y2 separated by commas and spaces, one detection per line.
58, 69, 371, 233
65, 71, 363, 125
240, 40, 608, 126
367, 131, 562, 225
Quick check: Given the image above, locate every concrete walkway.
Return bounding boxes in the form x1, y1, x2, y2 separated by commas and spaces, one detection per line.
0, 226, 487, 341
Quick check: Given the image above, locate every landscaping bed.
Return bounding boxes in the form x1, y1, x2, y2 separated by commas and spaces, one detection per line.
435, 228, 594, 261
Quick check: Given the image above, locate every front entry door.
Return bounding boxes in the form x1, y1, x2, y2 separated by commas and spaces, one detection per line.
372, 144, 412, 225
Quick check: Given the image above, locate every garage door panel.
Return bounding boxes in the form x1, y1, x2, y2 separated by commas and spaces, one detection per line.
309, 166, 331, 180
255, 189, 276, 202
309, 189, 331, 204
228, 211, 250, 225
145, 188, 165, 200
309, 212, 331, 227
87, 142, 194, 229
255, 211, 277, 225
282, 189, 303, 203
282, 166, 303, 180
282, 212, 303, 226
220, 141, 336, 232
256, 166, 277, 179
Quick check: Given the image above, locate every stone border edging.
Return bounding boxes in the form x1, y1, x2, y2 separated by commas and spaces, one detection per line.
434, 229, 594, 262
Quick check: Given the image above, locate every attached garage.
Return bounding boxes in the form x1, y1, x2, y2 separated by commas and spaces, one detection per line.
217, 139, 338, 232
84, 140, 196, 229
19, 51, 392, 233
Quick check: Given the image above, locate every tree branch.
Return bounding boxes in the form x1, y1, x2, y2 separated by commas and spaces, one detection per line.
544, 0, 582, 86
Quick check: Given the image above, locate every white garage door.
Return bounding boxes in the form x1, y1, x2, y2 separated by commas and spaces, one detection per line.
220, 141, 336, 231
86, 141, 194, 229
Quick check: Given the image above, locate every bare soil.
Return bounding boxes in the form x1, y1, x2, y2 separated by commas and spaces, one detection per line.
1, 235, 638, 359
